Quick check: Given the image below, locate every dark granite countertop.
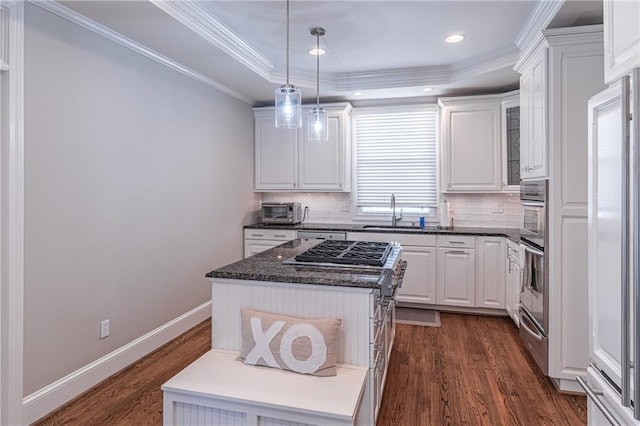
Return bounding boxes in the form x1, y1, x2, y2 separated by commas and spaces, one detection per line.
245, 222, 520, 243
206, 239, 385, 289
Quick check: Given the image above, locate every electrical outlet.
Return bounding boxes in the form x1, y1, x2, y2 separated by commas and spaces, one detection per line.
100, 319, 110, 339
340, 203, 350, 212
492, 204, 504, 214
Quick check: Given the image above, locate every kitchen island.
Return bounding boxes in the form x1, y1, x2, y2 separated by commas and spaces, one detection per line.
164, 239, 402, 425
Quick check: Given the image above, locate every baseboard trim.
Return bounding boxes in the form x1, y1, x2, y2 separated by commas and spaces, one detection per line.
551, 376, 586, 395
22, 301, 211, 424
396, 302, 509, 317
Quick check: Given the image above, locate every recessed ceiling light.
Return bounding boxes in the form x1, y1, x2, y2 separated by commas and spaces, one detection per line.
352, 91, 363, 96
308, 48, 326, 55
422, 87, 433, 92
445, 33, 465, 43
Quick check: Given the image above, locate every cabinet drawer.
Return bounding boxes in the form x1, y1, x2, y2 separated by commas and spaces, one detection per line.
437, 235, 476, 249
244, 229, 297, 241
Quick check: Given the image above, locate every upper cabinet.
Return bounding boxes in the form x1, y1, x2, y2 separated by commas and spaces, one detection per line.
501, 91, 521, 191
515, 25, 604, 182
518, 46, 548, 180
254, 103, 352, 192
439, 92, 519, 193
603, 0, 640, 83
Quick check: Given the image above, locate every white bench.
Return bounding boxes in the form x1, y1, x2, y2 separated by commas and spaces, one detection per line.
162, 349, 368, 426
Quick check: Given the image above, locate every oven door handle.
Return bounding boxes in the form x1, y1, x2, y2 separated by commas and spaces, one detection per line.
521, 241, 544, 257
521, 201, 544, 207
519, 309, 543, 341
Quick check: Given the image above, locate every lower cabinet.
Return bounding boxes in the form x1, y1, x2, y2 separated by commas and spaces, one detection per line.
505, 240, 521, 324
436, 247, 476, 307
397, 246, 437, 304
343, 231, 511, 313
346, 232, 437, 305
476, 237, 506, 309
243, 229, 297, 258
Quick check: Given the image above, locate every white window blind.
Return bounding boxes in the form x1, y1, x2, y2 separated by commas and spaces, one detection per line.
355, 105, 438, 209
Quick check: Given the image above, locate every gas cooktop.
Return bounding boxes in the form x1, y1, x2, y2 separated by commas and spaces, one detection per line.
294, 240, 393, 267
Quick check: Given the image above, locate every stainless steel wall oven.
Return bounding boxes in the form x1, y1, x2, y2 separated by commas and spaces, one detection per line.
519, 180, 549, 375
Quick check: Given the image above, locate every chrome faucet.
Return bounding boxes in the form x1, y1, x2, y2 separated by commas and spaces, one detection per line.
390, 193, 402, 227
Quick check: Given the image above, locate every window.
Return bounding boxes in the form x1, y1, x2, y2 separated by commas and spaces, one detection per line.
354, 105, 438, 214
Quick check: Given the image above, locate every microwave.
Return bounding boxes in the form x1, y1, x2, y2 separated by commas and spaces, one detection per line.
261, 202, 302, 224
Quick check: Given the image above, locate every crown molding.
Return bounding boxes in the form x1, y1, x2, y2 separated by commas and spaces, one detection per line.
451, 46, 519, 81
543, 24, 604, 44
329, 46, 518, 92
334, 66, 450, 91
515, 23, 604, 72
30, 0, 254, 104
515, 0, 566, 51
149, 0, 274, 82
513, 32, 546, 72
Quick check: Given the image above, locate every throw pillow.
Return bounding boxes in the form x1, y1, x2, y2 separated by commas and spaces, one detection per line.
238, 308, 341, 376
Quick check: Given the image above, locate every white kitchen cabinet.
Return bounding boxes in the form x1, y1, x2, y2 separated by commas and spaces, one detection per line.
349, 232, 511, 312
347, 232, 437, 305
254, 103, 352, 192
516, 25, 606, 182
603, 0, 640, 83
439, 95, 503, 192
397, 246, 437, 304
516, 24, 605, 391
476, 237, 506, 309
505, 239, 521, 325
501, 91, 521, 192
517, 46, 548, 180
243, 229, 296, 258
254, 111, 298, 190
436, 236, 476, 307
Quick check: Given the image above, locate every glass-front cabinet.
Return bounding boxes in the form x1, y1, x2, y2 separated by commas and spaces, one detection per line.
501, 91, 520, 191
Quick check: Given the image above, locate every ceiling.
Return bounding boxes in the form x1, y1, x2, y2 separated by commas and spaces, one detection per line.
52, 0, 603, 106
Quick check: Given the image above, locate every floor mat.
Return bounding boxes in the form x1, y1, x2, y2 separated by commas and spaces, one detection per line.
395, 307, 441, 327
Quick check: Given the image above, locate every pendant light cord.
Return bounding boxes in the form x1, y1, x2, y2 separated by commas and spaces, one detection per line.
286, 0, 290, 85
316, 31, 320, 106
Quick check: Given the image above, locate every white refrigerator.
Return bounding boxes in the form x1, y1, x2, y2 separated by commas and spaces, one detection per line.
584, 69, 640, 425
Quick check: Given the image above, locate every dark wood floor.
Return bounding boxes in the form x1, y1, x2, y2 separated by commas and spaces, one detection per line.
378, 313, 586, 425
34, 313, 586, 426
34, 319, 212, 426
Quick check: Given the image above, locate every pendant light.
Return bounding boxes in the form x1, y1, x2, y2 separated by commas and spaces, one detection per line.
308, 27, 328, 141
275, 0, 301, 128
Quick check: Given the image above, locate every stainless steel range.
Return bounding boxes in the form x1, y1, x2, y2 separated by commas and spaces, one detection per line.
285, 239, 405, 298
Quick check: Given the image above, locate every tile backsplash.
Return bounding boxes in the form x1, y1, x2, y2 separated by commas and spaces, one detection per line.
444, 193, 521, 228
261, 192, 521, 228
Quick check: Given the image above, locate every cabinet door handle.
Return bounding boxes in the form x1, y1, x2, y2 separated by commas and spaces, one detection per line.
449, 241, 465, 244
250, 233, 264, 237
448, 250, 467, 255
273, 234, 288, 238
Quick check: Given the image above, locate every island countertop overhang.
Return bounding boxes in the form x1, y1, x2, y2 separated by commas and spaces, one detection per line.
206, 238, 387, 289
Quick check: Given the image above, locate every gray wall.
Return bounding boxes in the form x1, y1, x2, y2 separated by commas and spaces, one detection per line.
23, 5, 258, 394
